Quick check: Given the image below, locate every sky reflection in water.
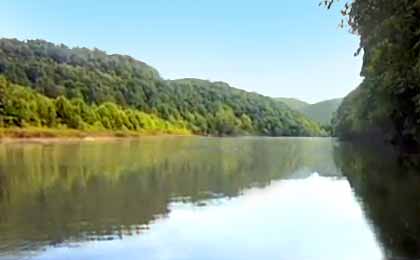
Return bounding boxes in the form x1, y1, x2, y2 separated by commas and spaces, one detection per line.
1, 137, 418, 260
33, 174, 382, 260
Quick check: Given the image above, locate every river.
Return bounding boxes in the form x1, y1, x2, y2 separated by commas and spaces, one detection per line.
0, 137, 419, 260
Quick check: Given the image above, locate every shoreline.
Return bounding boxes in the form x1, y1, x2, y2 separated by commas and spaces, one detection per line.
0, 128, 332, 144
0, 128, 193, 143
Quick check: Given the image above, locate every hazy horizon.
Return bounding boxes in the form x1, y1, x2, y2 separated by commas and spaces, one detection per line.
1, 0, 363, 103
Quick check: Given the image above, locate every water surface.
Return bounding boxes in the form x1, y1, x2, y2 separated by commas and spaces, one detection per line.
0, 137, 419, 260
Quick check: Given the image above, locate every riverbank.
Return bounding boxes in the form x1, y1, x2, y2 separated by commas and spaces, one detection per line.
0, 127, 192, 142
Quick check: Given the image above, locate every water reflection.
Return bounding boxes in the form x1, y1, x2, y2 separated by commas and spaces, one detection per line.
31, 174, 382, 260
0, 137, 418, 259
335, 142, 420, 260
0, 137, 339, 258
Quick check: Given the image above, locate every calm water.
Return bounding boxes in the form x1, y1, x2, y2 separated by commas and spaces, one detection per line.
0, 137, 419, 260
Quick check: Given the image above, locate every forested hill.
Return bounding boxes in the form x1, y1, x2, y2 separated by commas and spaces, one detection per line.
0, 38, 325, 136
300, 98, 342, 125
275, 98, 309, 111
277, 97, 342, 125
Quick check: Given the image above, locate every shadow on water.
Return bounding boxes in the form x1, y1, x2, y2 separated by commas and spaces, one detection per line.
0, 137, 339, 256
334, 141, 420, 260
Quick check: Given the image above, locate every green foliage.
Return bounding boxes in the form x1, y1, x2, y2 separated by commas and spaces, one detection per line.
167, 79, 325, 136
300, 98, 342, 125
278, 97, 343, 125
327, 0, 420, 146
0, 39, 325, 137
275, 97, 309, 111
0, 77, 189, 135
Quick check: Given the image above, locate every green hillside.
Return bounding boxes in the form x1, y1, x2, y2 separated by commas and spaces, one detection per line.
276, 97, 342, 125
0, 38, 326, 137
0, 77, 190, 136
301, 98, 343, 125
275, 98, 309, 111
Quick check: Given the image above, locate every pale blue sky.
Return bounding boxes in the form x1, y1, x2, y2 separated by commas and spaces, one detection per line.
0, 0, 362, 103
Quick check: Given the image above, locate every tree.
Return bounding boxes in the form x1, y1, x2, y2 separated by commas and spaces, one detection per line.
55, 96, 80, 128
0, 39, 325, 137
326, 0, 420, 146
0, 76, 7, 126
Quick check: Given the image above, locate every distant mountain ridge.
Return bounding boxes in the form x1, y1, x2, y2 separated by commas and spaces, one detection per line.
275, 98, 309, 111
277, 97, 343, 125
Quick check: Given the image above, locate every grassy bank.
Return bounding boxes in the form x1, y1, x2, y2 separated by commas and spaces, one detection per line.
0, 127, 192, 140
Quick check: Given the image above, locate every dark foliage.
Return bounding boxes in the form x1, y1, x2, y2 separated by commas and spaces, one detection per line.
325, 0, 420, 146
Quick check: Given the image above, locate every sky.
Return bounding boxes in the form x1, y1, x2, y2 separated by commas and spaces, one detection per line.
0, 0, 363, 103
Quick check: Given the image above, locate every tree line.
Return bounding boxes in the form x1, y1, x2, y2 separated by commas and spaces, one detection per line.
324, 0, 420, 148
0, 77, 190, 135
0, 38, 326, 136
